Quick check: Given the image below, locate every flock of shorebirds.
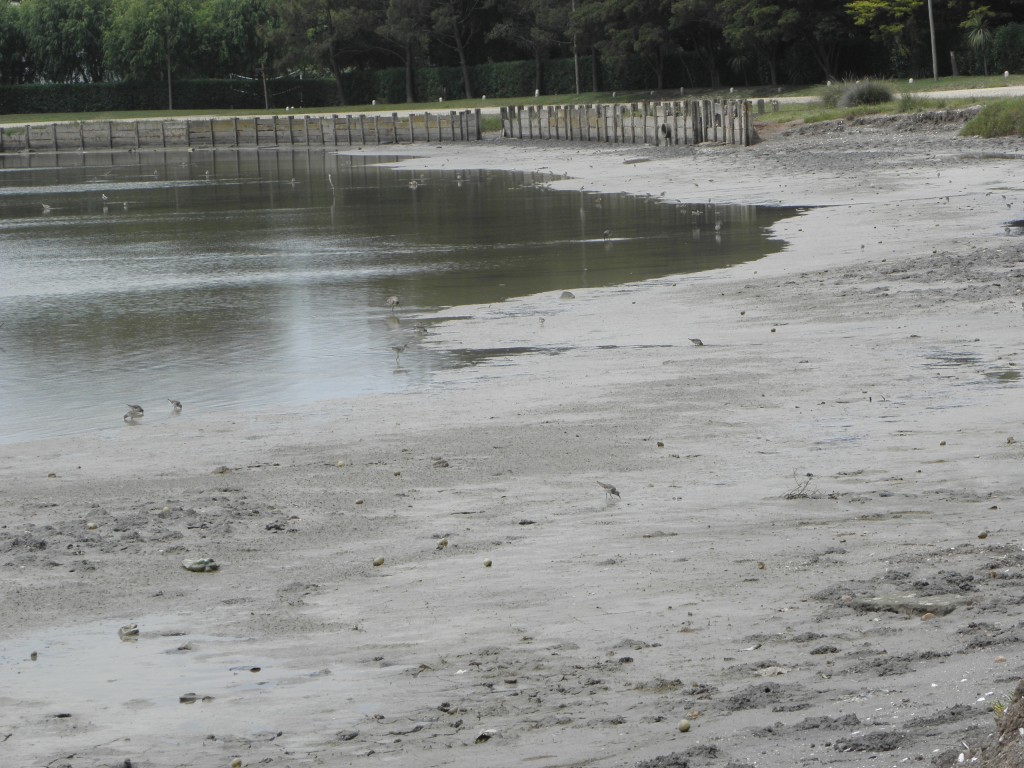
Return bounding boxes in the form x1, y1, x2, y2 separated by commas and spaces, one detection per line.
118, 292, 625, 501
123, 399, 181, 424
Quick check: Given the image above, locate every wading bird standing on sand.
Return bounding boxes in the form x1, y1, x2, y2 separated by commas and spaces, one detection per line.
597, 480, 621, 499
386, 295, 400, 313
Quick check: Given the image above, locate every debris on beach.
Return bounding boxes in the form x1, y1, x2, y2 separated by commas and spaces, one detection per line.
181, 558, 220, 572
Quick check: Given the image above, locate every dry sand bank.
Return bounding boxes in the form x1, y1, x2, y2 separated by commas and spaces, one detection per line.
2, 114, 1024, 768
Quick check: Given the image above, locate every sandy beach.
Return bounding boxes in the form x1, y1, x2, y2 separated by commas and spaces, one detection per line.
2, 110, 1024, 768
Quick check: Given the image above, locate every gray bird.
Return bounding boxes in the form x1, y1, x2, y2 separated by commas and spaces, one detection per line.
597, 480, 621, 499
126, 404, 144, 418
168, 399, 182, 414
688, 338, 704, 346
386, 295, 400, 313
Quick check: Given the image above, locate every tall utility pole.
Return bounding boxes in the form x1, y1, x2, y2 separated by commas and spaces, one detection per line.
927, 0, 939, 80
571, 0, 580, 94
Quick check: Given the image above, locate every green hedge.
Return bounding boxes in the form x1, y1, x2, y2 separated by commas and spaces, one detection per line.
0, 53, 695, 116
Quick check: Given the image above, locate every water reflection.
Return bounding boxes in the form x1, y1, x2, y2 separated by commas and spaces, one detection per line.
0, 149, 800, 442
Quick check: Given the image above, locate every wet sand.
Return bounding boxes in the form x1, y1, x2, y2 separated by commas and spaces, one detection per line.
2, 111, 1024, 768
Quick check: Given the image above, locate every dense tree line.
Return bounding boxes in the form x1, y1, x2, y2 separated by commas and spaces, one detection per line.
1, 0, 1023, 105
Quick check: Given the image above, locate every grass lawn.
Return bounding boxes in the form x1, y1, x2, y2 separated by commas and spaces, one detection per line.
1, 74, 1021, 133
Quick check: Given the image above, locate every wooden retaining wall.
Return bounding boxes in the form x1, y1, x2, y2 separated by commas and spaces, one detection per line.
0, 110, 482, 152
500, 100, 753, 147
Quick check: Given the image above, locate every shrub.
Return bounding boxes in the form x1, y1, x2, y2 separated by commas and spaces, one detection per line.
819, 85, 841, 108
961, 97, 1024, 137
838, 81, 893, 108
992, 23, 1024, 74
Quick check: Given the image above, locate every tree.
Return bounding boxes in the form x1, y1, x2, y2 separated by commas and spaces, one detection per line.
670, 0, 725, 87
568, 0, 613, 91
487, 0, 570, 95
791, 0, 857, 82
104, 0, 197, 107
573, 0, 675, 90
375, 0, 431, 103
431, 0, 488, 98
846, 0, 923, 73
275, 0, 379, 105
19, 0, 111, 83
0, 1, 33, 84
720, 0, 800, 85
961, 4, 996, 74
195, 0, 283, 107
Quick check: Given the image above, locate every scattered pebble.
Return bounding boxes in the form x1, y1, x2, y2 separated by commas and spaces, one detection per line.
484, 559, 492, 568
373, 557, 385, 567
978, 531, 988, 539
86, 521, 98, 530
678, 718, 691, 732
996, 656, 1007, 663
231, 759, 242, 768
30, 651, 37, 661
921, 612, 936, 621
118, 623, 140, 640
436, 538, 449, 550
47, 472, 57, 478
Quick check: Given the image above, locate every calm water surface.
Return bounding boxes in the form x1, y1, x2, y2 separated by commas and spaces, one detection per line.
0, 149, 799, 443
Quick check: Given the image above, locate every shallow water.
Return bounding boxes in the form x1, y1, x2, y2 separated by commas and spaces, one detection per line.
0, 149, 799, 443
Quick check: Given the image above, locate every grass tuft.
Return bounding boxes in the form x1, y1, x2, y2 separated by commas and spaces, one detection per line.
838, 81, 893, 108
961, 97, 1024, 137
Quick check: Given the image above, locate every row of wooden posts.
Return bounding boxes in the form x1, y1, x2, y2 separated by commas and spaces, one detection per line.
500, 99, 755, 147
0, 110, 483, 152
0, 100, 756, 153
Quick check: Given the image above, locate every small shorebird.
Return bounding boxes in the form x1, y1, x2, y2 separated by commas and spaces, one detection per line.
603, 229, 611, 240
408, 180, 420, 189
392, 343, 408, 366
597, 480, 621, 499
124, 404, 144, 424
168, 399, 182, 414
386, 295, 400, 313
689, 338, 704, 346
41, 203, 53, 213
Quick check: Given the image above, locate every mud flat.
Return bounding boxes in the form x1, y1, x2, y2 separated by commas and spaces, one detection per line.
1, 112, 1023, 768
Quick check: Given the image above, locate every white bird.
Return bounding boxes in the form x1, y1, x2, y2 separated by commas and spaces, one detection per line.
168, 399, 182, 414
597, 480, 621, 499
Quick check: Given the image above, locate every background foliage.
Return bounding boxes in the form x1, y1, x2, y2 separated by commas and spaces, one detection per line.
0, 0, 1022, 112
